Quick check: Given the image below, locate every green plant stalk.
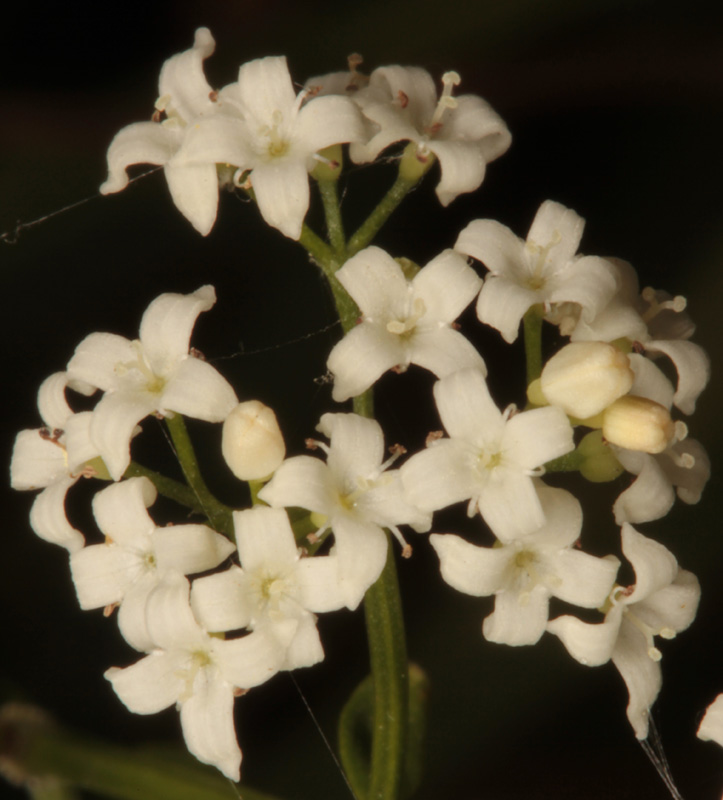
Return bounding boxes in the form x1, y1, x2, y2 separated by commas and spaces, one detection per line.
123, 462, 220, 517
346, 174, 421, 259
362, 539, 409, 800
0, 705, 279, 800
317, 178, 347, 259
523, 304, 544, 386
164, 414, 235, 540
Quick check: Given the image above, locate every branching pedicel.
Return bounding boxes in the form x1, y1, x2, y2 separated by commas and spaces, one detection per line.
7, 26, 719, 800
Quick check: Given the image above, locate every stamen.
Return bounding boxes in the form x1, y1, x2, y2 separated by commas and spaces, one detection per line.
673, 420, 688, 444
641, 287, 688, 324
388, 525, 412, 558
669, 450, 695, 469
525, 230, 563, 289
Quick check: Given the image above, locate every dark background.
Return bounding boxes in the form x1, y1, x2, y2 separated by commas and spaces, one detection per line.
2, 1, 723, 798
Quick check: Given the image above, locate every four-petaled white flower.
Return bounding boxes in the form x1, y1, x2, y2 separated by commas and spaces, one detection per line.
191, 506, 348, 670
177, 55, 365, 240
547, 523, 700, 739
455, 200, 618, 343
431, 486, 619, 646
259, 412, 431, 610
101, 28, 228, 235
105, 573, 285, 781
11, 372, 99, 552
327, 246, 484, 401
70, 477, 236, 651
401, 368, 574, 540
349, 66, 511, 206
66, 286, 238, 481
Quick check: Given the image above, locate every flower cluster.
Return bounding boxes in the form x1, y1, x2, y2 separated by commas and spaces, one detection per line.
10, 27, 716, 793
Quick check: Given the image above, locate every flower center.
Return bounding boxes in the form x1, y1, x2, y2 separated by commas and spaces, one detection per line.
248, 567, 296, 621
512, 547, 561, 605
524, 230, 563, 290
259, 110, 291, 160
386, 296, 427, 339
176, 649, 213, 702
115, 341, 167, 395
640, 287, 687, 325
425, 71, 461, 136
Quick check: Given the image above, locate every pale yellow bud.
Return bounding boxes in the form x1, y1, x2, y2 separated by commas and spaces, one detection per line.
602, 395, 676, 454
222, 401, 286, 481
540, 342, 634, 419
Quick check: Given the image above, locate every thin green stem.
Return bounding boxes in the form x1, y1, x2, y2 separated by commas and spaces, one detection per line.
317, 178, 346, 260
523, 304, 544, 386
363, 540, 408, 800
164, 414, 234, 540
346, 174, 421, 258
123, 462, 211, 517
0, 704, 279, 800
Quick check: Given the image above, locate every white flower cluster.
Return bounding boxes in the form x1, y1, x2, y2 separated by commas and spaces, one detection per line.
10, 28, 717, 786
100, 29, 510, 239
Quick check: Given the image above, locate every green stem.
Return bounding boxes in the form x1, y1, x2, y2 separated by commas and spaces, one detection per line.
164, 414, 235, 540
317, 178, 346, 260
362, 540, 408, 800
523, 304, 544, 386
0, 704, 279, 800
346, 173, 422, 259
123, 462, 212, 516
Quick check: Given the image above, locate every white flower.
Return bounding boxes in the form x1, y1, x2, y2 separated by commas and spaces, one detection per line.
326, 246, 484, 401
10, 373, 99, 553
258, 413, 431, 610
698, 694, 723, 748
177, 56, 365, 240
105, 574, 284, 780
455, 200, 618, 343
70, 477, 235, 651
431, 486, 619, 646
547, 524, 700, 739
191, 506, 348, 670
66, 286, 238, 481
349, 66, 511, 205
401, 368, 574, 540
612, 438, 710, 525
101, 28, 229, 235
570, 259, 710, 415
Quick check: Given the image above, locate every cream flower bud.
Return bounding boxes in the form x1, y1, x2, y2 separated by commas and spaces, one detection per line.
222, 401, 286, 481
540, 342, 634, 419
602, 395, 676, 454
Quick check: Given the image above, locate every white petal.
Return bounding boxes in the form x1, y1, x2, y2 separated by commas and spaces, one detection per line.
645, 339, 710, 414
483, 585, 550, 646
145, 575, 205, 652
357, 469, 432, 531
621, 524, 678, 606
92, 477, 157, 548
430, 533, 511, 596
550, 550, 620, 608
335, 246, 408, 319
698, 694, 723, 747
547, 256, 618, 320
29, 479, 84, 552
295, 556, 348, 613
10, 430, 67, 490
100, 122, 181, 195
191, 567, 252, 633
92, 391, 155, 480
212, 630, 285, 689
455, 219, 524, 279
179, 672, 241, 781
475, 277, 539, 343
67, 332, 136, 392
158, 28, 216, 122
502, 405, 574, 470
64, 412, 100, 473
477, 468, 544, 540
164, 162, 219, 236
105, 652, 185, 714
117, 572, 160, 652
295, 94, 365, 151
661, 438, 710, 505
139, 286, 216, 374
527, 201, 584, 269
258, 455, 338, 514
234, 507, 298, 571
37, 372, 73, 430
318, 413, 385, 489
634, 569, 700, 634
327, 323, 403, 402
440, 94, 511, 163
612, 617, 662, 739
153, 525, 235, 575
433, 368, 501, 444
628, 354, 675, 409
429, 139, 485, 206
412, 249, 483, 323
161, 357, 238, 422
613, 452, 675, 525
409, 326, 486, 379
401, 439, 479, 514
282, 613, 324, 670
235, 56, 296, 127
330, 514, 388, 610
547, 609, 622, 667
250, 160, 310, 240
70, 544, 144, 609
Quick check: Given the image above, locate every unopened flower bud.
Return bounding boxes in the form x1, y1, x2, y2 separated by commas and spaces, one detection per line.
540, 342, 634, 420
222, 401, 286, 481
602, 395, 676, 454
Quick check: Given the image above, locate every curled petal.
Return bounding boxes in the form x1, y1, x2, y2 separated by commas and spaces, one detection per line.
105, 651, 185, 714
163, 162, 219, 236
29, 478, 84, 552
70, 544, 144, 610
621, 524, 678, 606
430, 533, 511, 596
92, 477, 157, 548
67, 333, 136, 393
160, 357, 238, 422
153, 525, 235, 575
646, 339, 710, 414
10, 430, 68, 490
428, 139, 485, 206
37, 372, 73, 430
191, 567, 252, 633
613, 452, 675, 525
547, 608, 623, 667
483, 584, 550, 646
158, 28, 216, 122
100, 123, 181, 195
